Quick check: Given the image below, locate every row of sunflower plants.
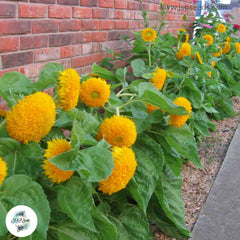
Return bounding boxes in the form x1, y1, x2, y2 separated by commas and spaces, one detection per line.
0, 4, 240, 240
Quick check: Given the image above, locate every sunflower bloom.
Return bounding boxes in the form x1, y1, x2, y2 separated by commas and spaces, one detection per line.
176, 43, 191, 60
149, 67, 166, 90
177, 28, 189, 42
57, 68, 80, 111
0, 109, 6, 118
226, 36, 231, 42
0, 157, 7, 187
212, 61, 216, 68
98, 146, 137, 195
213, 47, 222, 57
203, 34, 213, 46
96, 115, 137, 147
207, 72, 212, 78
79, 77, 110, 108
168, 97, 192, 128
196, 52, 203, 64
235, 42, 240, 54
146, 103, 159, 113
217, 23, 226, 33
141, 28, 157, 42
222, 42, 231, 54
6, 92, 56, 144
43, 139, 74, 184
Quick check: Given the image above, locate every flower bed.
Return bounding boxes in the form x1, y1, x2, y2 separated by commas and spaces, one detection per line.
0, 1, 240, 239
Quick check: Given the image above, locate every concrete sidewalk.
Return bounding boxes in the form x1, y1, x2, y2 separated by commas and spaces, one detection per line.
190, 124, 240, 240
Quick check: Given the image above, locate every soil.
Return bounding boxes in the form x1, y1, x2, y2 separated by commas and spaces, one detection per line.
153, 96, 240, 240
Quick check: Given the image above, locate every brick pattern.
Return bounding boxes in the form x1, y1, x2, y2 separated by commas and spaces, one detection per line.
0, 0, 196, 79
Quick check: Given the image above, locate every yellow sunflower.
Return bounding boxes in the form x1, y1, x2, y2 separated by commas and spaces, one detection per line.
203, 34, 213, 46
212, 61, 216, 68
6, 92, 56, 144
43, 139, 74, 184
79, 77, 110, 108
217, 23, 226, 33
207, 72, 212, 78
235, 42, 240, 54
141, 28, 157, 42
177, 28, 189, 42
196, 52, 203, 64
168, 97, 192, 128
226, 36, 231, 42
98, 146, 137, 195
96, 115, 137, 147
176, 42, 191, 60
0, 157, 7, 187
213, 47, 222, 57
146, 103, 159, 113
222, 42, 231, 54
149, 67, 166, 91
57, 68, 80, 111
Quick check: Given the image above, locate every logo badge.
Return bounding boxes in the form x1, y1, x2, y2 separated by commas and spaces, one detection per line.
6, 205, 38, 237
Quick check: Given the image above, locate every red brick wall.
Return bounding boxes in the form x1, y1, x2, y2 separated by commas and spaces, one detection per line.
0, 0, 196, 79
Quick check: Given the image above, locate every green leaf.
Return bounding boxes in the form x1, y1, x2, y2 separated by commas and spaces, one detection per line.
54, 110, 73, 128
137, 82, 188, 115
79, 143, 114, 182
91, 64, 117, 82
128, 133, 164, 213
131, 39, 146, 53
57, 177, 96, 232
131, 59, 154, 78
35, 62, 64, 91
115, 68, 128, 84
179, 78, 203, 109
160, 125, 202, 168
148, 165, 191, 238
0, 175, 50, 239
0, 138, 42, 178
0, 72, 34, 107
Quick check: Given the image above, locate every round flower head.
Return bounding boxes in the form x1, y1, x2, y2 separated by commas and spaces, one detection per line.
176, 42, 191, 60
57, 68, 80, 111
226, 36, 231, 42
207, 72, 212, 78
146, 103, 159, 114
177, 28, 189, 43
96, 115, 137, 147
213, 47, 222, 57
141, 28, 157, 42
0, 157, 7, 187
212, 61, 216, 68
168, 97, 192, 128
149, 67, 166, 91
98, 146, 137, 195
43, 139, 74, 184
235, 42, 240, 54
196, 52, 203, 64
222, 42, 231, 54
79, 77, 110, 108
6, 92, 56, 144
203, 34, 213, 46
217, 23, 226, 33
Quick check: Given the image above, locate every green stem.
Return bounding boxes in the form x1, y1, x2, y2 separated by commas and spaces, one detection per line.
148, 44, 152, 66
115, 107, 120, 116
117, 93, 137, 98
119, 100, 140, 110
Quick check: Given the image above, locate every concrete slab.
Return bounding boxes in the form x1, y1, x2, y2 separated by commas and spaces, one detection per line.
190, 124, 240, 240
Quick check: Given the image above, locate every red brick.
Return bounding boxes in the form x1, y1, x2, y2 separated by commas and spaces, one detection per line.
129, 21, 139, 29
108, 30, 129, 40
0, 3, 16, 18
58, 59, 71, 69
49, 34, 72, 47
93, 9, 109, 19
32, 20, 58, 33
59, 20, 81, 32
19, 3, 47, 18
73, 32, 94, 44
99, 0, 114, 8
80, 0, 98, 7
0, 101, 9, 113
99, 20, 114, 30
91, 53, 107, 64
92, 32, 108, 42
22, 63, 45, 79
134, 11, 144, 20
2, 51, 33, 68
60, 45, 82, 58
30, 0, 55, 3
81, 65, 92, 75
114, 0, 127, 9
0, 20, 31, 36
123, 11, 134, 19
48, 5, 71, 19
109, 9, 123, 19
73, 7, 92, 18
20, 35, 48, 50
114, 20, 128, 29
34, 48, 60, 62
72, 55, 92, 68
0, 37, 19, 53
0, 68, 20, 78
127, 1, 140, 10
57, 0, 79, 5
81, 20, 99, 31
